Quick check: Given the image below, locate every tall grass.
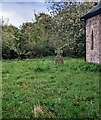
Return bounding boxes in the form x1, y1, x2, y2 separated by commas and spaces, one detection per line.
2, 57, 100, 119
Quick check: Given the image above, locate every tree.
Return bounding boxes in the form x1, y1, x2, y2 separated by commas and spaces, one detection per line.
2, 25, 19, 59
48, 2, 94, 57
2, 2, 95, 59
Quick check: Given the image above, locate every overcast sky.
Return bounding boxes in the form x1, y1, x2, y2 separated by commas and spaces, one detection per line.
0, 0, 90, 27
0, 1, 53, 28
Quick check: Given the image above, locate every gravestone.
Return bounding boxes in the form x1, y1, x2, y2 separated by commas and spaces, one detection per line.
55, 48, 64, 64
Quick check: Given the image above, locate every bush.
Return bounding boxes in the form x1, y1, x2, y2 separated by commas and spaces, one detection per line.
42, 42, 55, 57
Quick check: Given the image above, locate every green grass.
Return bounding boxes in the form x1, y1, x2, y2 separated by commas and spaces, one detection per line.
2, 57, 100, 119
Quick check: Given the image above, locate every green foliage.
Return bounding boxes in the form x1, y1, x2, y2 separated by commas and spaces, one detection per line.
48, 2, 94, 57
64, 59, 101, 72
2, 25, 19, 59
2, 2, 95, 59
2, 58, 100, 118
42, 42, 55, 56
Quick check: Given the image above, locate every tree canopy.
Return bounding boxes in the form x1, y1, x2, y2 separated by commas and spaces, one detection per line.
2, 2, 94, 59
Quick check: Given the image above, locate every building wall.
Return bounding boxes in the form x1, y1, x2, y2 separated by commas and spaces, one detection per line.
86, 14, 101, 64
99, 14, 101, 64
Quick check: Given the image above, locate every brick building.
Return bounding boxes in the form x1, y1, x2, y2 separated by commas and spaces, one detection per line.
81, 2, 101, 64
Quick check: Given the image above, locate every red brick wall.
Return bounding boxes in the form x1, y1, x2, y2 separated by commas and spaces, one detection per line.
86, 14, 101, 64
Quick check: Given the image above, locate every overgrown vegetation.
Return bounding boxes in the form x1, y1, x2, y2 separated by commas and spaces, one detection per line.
2, 2, 94, 59
2, 2, 100, 119
2, 58, 100, 118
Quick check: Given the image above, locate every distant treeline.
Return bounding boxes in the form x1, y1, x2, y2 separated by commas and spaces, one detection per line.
2, 2, 94, 59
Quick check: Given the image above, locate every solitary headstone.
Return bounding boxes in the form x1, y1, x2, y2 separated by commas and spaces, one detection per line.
55, 48, 64, 64
54, 44, 68, 64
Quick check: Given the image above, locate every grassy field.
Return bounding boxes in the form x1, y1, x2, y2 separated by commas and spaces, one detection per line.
2, 57, 100, 119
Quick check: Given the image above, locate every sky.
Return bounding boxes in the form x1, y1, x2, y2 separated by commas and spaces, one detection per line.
0, 0, 96, 27
0, 1, 52, 28
0, 0, 65, 28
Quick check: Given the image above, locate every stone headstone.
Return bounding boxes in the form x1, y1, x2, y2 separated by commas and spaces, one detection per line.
55, 48, 64, 64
